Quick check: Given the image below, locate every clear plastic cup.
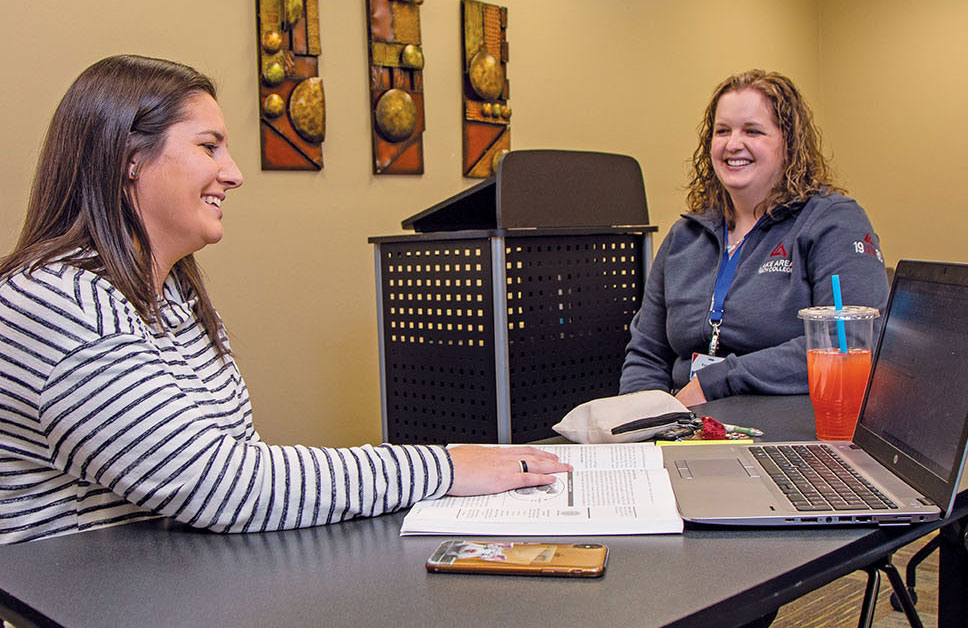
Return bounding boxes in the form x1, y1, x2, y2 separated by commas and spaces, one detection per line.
798, 306, 880, 440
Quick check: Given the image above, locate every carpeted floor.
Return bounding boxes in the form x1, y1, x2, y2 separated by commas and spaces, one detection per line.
772, 532, 938, 627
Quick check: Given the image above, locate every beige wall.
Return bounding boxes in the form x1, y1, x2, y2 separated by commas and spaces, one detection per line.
1, 1, 957, 447
818, 0, 968, 268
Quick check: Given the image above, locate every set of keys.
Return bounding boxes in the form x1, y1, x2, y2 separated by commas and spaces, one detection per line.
610, 412, 765, 442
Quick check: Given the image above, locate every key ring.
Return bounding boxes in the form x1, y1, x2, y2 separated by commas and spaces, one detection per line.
708, 321, 722, 357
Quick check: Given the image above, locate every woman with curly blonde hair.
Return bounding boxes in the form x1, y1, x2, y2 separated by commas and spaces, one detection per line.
621, 70, 889, 407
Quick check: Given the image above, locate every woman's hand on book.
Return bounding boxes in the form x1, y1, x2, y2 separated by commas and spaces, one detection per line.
447, 445, 572, 496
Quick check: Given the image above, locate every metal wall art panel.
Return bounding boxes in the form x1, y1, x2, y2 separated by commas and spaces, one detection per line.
461, 0, 510, 178
366, 0, 426, 175
256, 0, 325, 170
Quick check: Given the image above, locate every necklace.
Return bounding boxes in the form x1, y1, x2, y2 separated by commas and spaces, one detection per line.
725, 241, 739, 254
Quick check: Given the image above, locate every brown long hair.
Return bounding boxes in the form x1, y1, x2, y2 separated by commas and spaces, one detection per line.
0, 54, 228, 355
686, 69, 844, 227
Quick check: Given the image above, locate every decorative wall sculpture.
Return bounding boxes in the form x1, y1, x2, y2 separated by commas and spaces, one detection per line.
461, 0, 510, 178
256, 0, 325, 170
366, 0, 426, 175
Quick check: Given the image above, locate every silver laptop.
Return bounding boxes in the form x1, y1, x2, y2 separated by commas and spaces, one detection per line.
665, 260, 968, 526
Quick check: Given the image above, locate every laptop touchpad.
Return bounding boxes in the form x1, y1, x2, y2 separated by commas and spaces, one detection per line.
684, 458, 750, 478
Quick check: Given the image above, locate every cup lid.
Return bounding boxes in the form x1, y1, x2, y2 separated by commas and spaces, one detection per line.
797, 305, 880, 320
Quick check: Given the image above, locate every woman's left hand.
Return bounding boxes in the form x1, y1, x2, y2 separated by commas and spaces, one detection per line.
674, 377, 708, 407
447, 445, 572, 496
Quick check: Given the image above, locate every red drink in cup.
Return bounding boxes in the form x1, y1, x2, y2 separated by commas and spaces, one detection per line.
798, 306, 880, 441
806, 348, 872, 440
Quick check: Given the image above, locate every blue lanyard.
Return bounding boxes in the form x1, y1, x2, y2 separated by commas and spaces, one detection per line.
707, 219, 758, 355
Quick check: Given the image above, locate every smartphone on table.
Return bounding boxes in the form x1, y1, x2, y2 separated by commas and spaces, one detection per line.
425, 540, 608, 578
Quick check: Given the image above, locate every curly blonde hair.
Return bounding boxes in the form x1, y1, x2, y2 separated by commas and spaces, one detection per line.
686, 69, 843, 227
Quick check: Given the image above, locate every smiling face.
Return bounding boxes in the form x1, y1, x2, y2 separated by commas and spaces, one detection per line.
132, 92, 243, 278
710, 88, 784, 216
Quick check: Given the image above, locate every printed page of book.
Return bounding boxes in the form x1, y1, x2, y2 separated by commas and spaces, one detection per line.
400, 443, 683, 536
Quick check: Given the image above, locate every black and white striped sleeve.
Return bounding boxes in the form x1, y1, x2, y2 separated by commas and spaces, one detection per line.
40, 332, 454, 533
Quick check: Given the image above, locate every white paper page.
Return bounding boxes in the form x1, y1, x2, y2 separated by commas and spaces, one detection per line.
532, 443, 663, 470
401, 444, 683, 536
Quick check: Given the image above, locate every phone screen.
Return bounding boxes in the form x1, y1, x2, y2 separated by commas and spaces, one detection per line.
426, 540, 608, 577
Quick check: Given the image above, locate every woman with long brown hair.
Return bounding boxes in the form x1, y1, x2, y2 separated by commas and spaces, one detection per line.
0, 54, 568, 544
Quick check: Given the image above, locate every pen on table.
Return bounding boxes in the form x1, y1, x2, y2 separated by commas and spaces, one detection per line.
722, 423, 764, 437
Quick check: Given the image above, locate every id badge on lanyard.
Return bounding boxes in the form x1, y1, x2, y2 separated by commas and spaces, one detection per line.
689, 352, 723, 380
706, 219, 758, 357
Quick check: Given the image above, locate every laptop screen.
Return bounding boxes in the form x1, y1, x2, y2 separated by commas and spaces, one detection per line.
856, 261, 968, 510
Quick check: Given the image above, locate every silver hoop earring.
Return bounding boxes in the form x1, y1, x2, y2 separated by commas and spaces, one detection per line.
129, 164, 140, 180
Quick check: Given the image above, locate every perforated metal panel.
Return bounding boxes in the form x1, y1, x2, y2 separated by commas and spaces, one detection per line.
378, 239, 498, 443
374, 231, 645, 444
505, 234, 642, 441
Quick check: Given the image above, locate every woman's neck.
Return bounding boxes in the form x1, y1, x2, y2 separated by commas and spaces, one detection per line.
154, 261, 173, 298
731, 214, 757, 235
726, 206, 758, 253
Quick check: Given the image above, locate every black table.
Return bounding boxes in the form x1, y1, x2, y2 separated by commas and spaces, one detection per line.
1, 395, 965, 628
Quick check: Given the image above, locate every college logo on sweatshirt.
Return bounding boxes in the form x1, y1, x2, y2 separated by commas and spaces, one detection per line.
758, 242, 793, 274
854, 233, 884, 262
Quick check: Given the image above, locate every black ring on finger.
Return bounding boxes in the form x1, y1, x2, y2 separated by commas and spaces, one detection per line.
519, 459, 528, 473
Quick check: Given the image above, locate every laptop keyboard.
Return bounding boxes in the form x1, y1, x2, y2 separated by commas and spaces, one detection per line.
750, 444, 899, 512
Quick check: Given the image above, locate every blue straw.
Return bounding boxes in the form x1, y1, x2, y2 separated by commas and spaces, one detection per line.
831, 275, 848, 353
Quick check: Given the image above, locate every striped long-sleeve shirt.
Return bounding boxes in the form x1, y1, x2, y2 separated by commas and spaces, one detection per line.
0, 262, 452, 544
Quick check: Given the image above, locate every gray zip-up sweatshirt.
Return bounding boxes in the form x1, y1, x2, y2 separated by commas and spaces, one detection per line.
620, 192, 889, 400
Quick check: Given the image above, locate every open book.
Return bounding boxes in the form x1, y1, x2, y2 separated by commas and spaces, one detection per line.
400, 443, 683, 536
